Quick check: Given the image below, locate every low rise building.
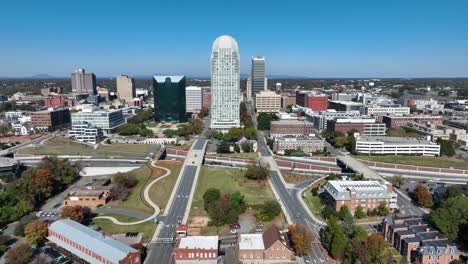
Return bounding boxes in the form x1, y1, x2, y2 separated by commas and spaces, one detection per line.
382, 115, 443, 129
355, 136, 441, 156
306, 110, 361, 131
382, 216, 459, 264
238, 225, 294, 264
255, 91, 281, 113
4, 111, 25, 119
328, 100, 364, 112
186, 86, 202, 113
326, 117, 386, 136
12, 122, 35, 136
322, 180, 397, 214
270, 120, 314, 138
363, 105, 410, 116
281, 93, 296, 108
273, 136, 324, 155
64, 178, 111, 207
174, 236, 219, 264
295, 91, 328, 111
44, 95, 75, 108
31, 107, 71, 132
0, 157, 19, 179
48, 219, 140, 264
68, 122, 103, 144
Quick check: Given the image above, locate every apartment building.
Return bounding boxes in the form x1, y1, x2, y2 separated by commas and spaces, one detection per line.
238, 225, 294, 264
48, 219, 141, 264
326, 117, 386, 136
355, 136, 441, 156
31, 108, 71, 132
382, 115, 443, 129
68, 122, 103, 144
322, 180, 397, 214
174, 236, 219, 264
255, 91, 281, 113
273, 136, 324, 154
270, 120, 314, 138
382, 216, 459, 264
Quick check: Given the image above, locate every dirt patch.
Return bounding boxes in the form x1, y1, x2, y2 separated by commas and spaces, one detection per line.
281, 170, 313, 183
0, 134, 45, 143
239, 211, 256, 234
187, 216, 209, 236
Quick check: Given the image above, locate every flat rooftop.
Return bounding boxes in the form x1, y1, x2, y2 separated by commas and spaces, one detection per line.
357, 136, 435, 145
178, 236, 218, 250
239, 234, 264, 250
326, 180, 387, 193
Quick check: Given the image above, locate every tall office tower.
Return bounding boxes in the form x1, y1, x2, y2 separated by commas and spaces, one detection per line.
251, 56, 266, 97
210, 35, 240, 131
71, 68, 97, 95
246, 76, 252, 101
153, 75, 187, 123
116, 74, 135, 103
185, 86, 202, 113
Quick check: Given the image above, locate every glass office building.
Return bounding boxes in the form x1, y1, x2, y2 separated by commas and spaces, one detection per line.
153, 76, 187, 123
71, 105, 125, 135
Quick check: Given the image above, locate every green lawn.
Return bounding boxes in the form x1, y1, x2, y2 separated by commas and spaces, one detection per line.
106, 165, 154, 214
93, 214, 156, 242
356, 155, 468, 170
217, 152, 258, 159
98, 143, 159, 153
386, 127, 421, 138
302, 190, 325, 221
190, 167, 275, 217
148, 161, 183, 213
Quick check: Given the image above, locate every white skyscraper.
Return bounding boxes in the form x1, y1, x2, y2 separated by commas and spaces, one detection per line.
210, 35, 240, 131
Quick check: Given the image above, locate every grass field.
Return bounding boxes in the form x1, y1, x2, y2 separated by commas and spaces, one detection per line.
386, 127, 421, 138
217, 152, 258, 159
281, 170, 315, 183
148, 161, 183, 213
106, 165, 154, 214
190, 167, 275, 217
93, 213, 156, 242
302, 189, 325, 221
98, 143, 159, 153
356, 155, 468, 170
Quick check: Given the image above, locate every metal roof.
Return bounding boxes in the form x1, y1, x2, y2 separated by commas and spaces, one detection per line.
48, 219, 137, 264
178, 236, 219, 250
239, 234, 264, 250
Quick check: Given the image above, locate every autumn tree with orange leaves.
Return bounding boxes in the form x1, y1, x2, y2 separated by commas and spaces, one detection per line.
288, 224, 315, 256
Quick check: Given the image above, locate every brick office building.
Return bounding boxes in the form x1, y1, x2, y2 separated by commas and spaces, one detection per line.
174, 236, 219, 264
281, 94, 296, 108
270, 120, 314, 138
47, 219, 141, 264
238, 225, 294, 264
202, 89, 211, 109
326, 117, 386, 136
322, 180, 398, 214
31, 108, 71, 132
44, 95, 75, 108
295, 91, 328, 111
382, 115, 443, 129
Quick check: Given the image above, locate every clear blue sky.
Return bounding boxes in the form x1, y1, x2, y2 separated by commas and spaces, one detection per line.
1, 0, 468, 78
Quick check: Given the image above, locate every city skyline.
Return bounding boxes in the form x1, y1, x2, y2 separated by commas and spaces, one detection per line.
1, 0, 467, 78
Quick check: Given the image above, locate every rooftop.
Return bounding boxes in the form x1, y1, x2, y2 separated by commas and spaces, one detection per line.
178, 236, 219, 250
48, 219, 137, 264
153, 75, 185, 83
327, 180, 388, 193
239, 234, 264, 250
0, 157, 18, 167
356, 136, 435, 145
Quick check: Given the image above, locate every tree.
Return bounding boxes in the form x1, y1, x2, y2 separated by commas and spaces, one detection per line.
390, 175, 406, 188
288, 224, 315, 256
257, 113, 272, 131
216, 140, 231, 154
31, 255, 52, 264
229, 191, 246, 213
31, 169, 54, 198
4, 243, 32, 264
376, 201, 390, 216
117, 123, 141, 135
323, 216, 347, 260
109, 185, 130, 201
431, 196, 468, 242
241, 142, 254, 153
60, 206, 91, 223
256, 200, 282, 221
437, 138, 456, 156
244, 164, 269, 180
198, 107, 209, 118
354, 205, 366, 219
25, 220, 48, 245
367, 233, 387, 264
338, 205, 351, 220
223, 127, 243, 142
139, 128, 154, 137
445, 185, 466, 199
0, 124, 10, 136
203, 188, 221, 210
243, 127, 257, 140
113, 172, 138, 188
233, 144, 240, 153
412, 184, 434, 208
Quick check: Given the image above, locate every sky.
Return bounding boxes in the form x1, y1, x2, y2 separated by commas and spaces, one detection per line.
1, 0, 468, 78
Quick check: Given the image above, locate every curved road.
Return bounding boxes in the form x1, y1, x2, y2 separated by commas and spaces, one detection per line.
94, 161, 171, 225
